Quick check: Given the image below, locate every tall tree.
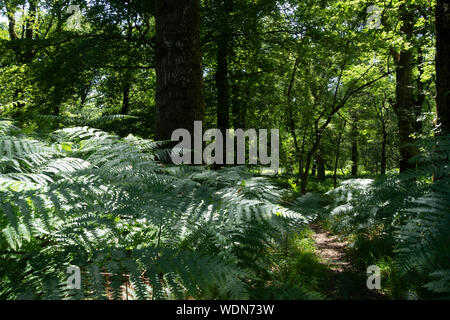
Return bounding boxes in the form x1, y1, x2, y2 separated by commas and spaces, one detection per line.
350, 110, 359, 177
333, 121, 346, 187
435, 0, 450, 136
214, 0, 233, 168
389, 2, 420, 172
373, 94, 391, 175
216, 0, 233, 133
155, 0, 205, 141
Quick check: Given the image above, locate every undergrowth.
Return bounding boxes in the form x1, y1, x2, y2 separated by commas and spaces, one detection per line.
0, 119, 326, 300
318, 135, 450, 299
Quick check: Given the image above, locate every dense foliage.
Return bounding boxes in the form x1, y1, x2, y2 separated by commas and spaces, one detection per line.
322, 135, 450, 298
1, 0, 449, 300
0, 120, 326, 299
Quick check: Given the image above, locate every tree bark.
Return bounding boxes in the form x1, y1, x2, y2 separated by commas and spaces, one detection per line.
25, 0, 37, 40
121, 82, 131, 115
216, 39, 230, 133
311, 161, 317, 177
287, 58, 301, 156
5, 4, 18, 41
415, 46, 425, 133
317, 154, 325, 181
435, 0, 450, 136
351, 112, 358, 177
155, 0, 205, 141
381, 130, 387, 175
391, 4, 418, 173
333, 123, 346, 188
215, 0, 233, 168
285, 57, 304, 183
295, 124, 308, 184
301, 147, 317, 194
216, 0, 233, 131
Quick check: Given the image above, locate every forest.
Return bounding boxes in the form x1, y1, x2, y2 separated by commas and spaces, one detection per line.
0, 0, 449, 301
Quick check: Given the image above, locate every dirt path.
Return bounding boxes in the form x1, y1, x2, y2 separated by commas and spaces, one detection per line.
310, 224, 349, 273
310, 223, 384, 300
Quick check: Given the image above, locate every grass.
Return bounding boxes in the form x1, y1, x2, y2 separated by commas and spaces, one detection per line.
267, 227, 333, 298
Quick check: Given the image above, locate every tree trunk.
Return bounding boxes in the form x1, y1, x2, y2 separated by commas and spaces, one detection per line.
6, 5, 18, 41
286, 57, 302, 183
300, 150, 314, 194
381, 130, 387, 175
295, 125, 308, 185
351, 112, 358, 177
415, 46, 425, 133
333, 123, 346, 188
300, 122, 333, 193
25, 0, 37, 40
215, 0, 233, 169
435, 0, 450, 136
216, 0, 233, 132
391, 4, 417, 173
215, 46, 230, 131
311, 161, 317, 177
351, 140, 358, 176
121, 83, 131, 115
21, 0, 37, 63
232, 81, 247, 129
155, 0, 205, 141
317, 154, 325, 181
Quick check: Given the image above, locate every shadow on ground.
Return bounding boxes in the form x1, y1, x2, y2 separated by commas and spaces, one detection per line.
311, 223, 386, 300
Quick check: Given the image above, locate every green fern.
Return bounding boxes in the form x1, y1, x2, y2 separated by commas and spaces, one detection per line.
0, 121, 316, 300
323, 135, 450, 298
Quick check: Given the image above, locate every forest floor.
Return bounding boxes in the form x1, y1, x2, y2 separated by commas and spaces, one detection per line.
310, 224, 349, 273
310, 223, 385, 300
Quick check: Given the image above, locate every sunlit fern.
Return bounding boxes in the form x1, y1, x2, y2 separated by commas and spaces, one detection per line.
0, 122, 317, 300
323, 135, 450, 298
